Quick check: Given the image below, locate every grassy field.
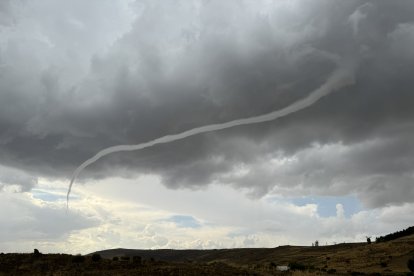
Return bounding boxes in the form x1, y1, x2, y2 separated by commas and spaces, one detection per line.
1, 234, 414, 275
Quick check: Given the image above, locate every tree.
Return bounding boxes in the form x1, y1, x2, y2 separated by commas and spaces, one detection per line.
314, 240, 319, 247
366, 236, 371, 244
72, 255, 85, 263
33, 249, 42, 258
91, 253, 101, 262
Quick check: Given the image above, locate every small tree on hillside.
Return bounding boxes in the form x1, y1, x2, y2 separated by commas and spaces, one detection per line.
72, 255, 85, 264
366, 236, 371, 244
91, 253, 101, 262
33, 249, 42, 257
314, 240, 319, 247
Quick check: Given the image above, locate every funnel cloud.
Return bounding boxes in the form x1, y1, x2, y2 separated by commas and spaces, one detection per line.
67, 61, 356, 204
1, 0, 414, 252
0, 0, 413, 209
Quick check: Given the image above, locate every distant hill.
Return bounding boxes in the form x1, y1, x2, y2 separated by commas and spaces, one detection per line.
376, 226, 414, 243
91, 230, 414, 274
92, 243, 364, 263
1, 227, 413, 275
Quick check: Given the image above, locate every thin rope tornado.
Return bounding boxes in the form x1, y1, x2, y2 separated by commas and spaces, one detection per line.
67, 63, 355, 207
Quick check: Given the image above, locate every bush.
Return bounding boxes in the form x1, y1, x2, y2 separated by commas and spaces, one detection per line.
91, 253, 101, 262
113, 256, 119, 261
72, 254, 85, 263
408, 257, 414, 272
33, 249, 42, 258
133, 256, 142, 264
288, 262, 306, 271
350, 272, 365, 276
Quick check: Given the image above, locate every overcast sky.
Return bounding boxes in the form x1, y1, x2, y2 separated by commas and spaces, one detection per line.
1, 0, 414, 254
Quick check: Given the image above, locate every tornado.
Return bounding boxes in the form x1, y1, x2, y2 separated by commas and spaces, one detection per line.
67, 62, 356, 207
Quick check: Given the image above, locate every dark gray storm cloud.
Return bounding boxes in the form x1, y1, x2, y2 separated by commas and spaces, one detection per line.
0, 0, 16, 26
1, 0, 414, 208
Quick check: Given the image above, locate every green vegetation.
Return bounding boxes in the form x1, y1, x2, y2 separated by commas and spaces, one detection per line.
0, 226, 413, 275
375, 226, 414, 243
72, 254, 85, 263
33, 249, 42, 258
91, 253, 101, 262
0, 253, 256, 275
288, 261, 306, 270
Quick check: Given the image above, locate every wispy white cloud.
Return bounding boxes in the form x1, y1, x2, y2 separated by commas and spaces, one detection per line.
1, 0, 414, 253
0, 176, 407, 254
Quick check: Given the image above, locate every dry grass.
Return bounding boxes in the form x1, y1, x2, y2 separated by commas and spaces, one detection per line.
1, 234, 414, 275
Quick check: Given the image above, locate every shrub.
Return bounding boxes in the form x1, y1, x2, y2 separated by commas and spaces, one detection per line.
380, 261, 387, 267
288, 262, 306, 271
91, 253, 101, 262
33, 249, 42, 257
112, 256, 119, 261
408, 257, 414, 272
133, 256, 142, 264
72, 254, 85, 263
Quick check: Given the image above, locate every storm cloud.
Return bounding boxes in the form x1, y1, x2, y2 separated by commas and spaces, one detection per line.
1, 0, 414, 208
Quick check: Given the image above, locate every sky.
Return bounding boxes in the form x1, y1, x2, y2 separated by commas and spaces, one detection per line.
0, 0, 414, 254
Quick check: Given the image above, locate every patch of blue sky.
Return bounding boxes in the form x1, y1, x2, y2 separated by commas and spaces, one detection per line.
290, 195, 362, 218
31, 189, 68, 202
166, 215, 201, 228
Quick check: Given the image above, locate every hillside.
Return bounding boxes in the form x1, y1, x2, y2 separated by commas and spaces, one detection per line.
92, 234, 414, 274
1, 233, 414, 275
